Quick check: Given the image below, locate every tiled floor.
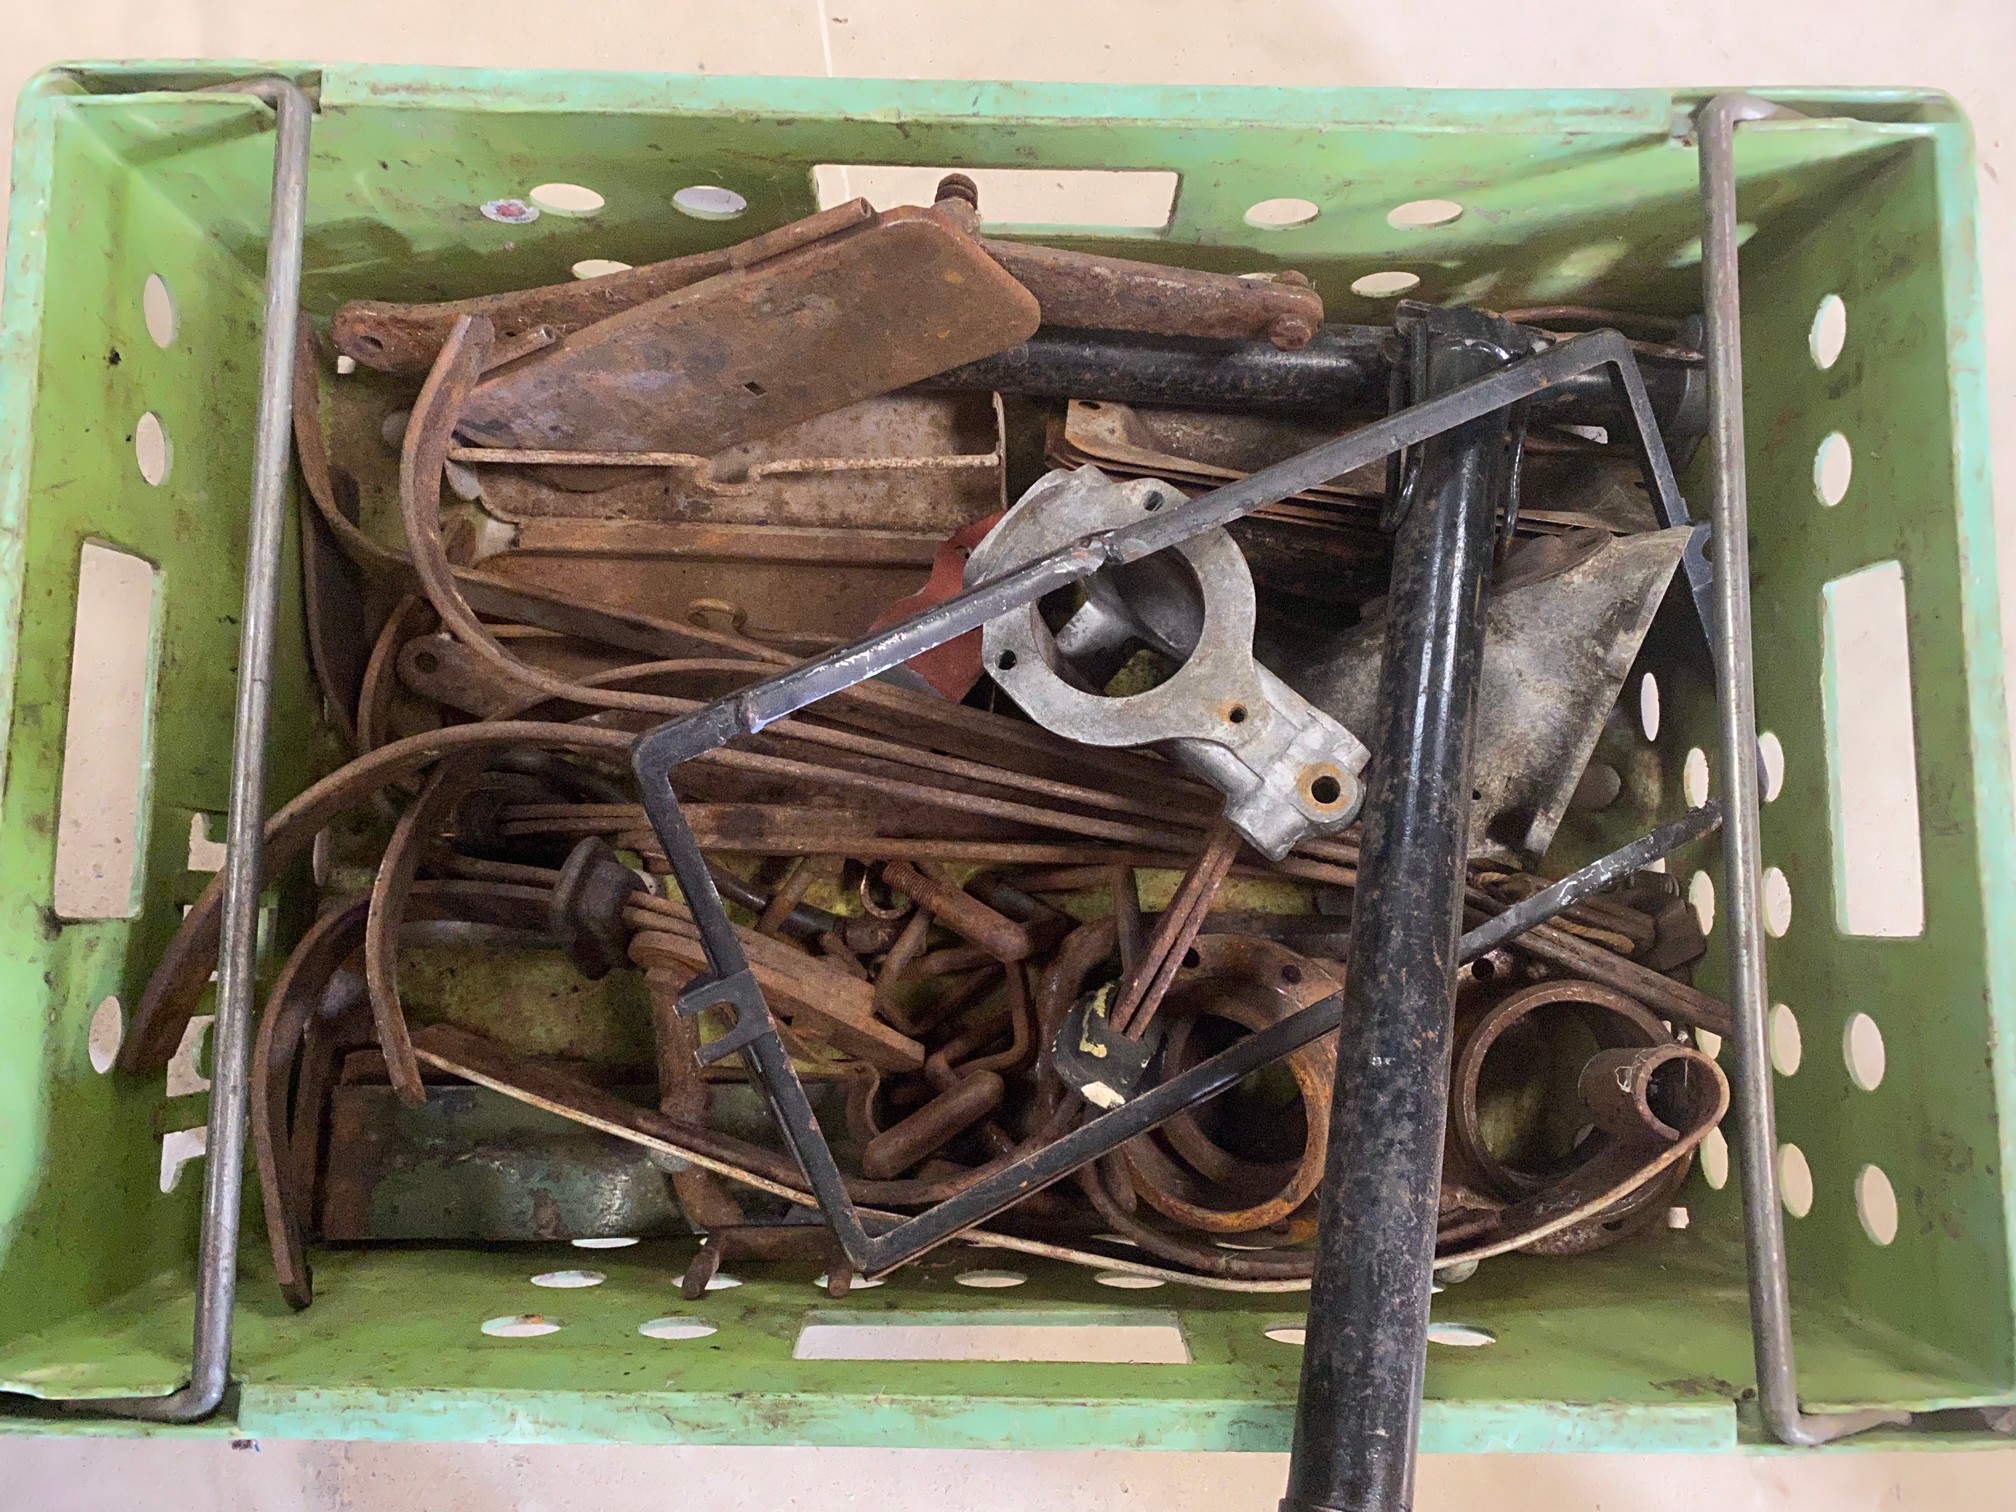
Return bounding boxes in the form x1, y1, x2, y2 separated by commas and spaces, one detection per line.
3, 0, 2014, 1504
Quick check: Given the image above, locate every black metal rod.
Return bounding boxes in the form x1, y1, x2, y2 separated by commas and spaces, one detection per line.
1284, 310, 1513, 1512
920, 323, 1706, 439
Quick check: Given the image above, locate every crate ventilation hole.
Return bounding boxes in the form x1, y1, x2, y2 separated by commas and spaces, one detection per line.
1683, 747, 1710, 807
1770, 1004, 1802, 1077
142, 273, 176, 348
530, 1269, 605, 1289
1266, 1323, 1495, 1347
1844, 1013, 1886, 1091
1778, 1143, 1813, 1218
1351, 270, 1421, 299
1244, 197, 1319, 229
639, 1318, 717, 1340
1810, 294, 1847, 370
1763, 867, 1793, 937
87, 996, 122, 1073
1759, 731, 1786, 801
1688, 871, 1715, 936
1815, 432, 1852, 506
1388, 199, 1464, 229
1638, 672, 1661, 741
954, 1269, 1027, 1288
1857, 1165, 1899, 1245
529, 182, 603, 216
482, 1315, 560, 1338
674, 185, 748, 221
134, 412, 169, 485
1700, 1127, 1730, 1190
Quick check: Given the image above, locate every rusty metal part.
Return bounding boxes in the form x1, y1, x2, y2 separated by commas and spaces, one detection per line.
1116, 936, 1339, 1234
293, 323, 793, 672
1052, 399, 1661, 541
870, 909, 934, 1024
680, 1224, 853, 1300
317, 1081, 694, 1245
705, 858, 846, 944
1577, 1043, 1709, 1144
331, 200, 880, 374
980, 240, 1320, 349
863, 510, 1003, 700
124, 721, 636, 1073
754, 856, 823, 938
480, 520, 955, 647
1496, 305, 1694, 348
882, 860, 1034, 962
298, 472, 369, 748
305, 325, 1190, 796
1107, 818, 1242, 1038
253, 900, 371, 1309
860, 1072, 1006, 1179
877, 952, 1001, 1043
254, 879, 558, 1304
1108, 865, 1145, 977
456, 202, 1040, 459
628, 908, 926, 1072
948, 962, 1035, 1080
459, 389, 1004, 528
286, 970, 371, 1242
364, 758, 484, 1105
1265, 526, 1692, 865
550, 836, 649, 978
399, 1027, 1277, 1289
1059, 398, 1383, 504
1480, 894, 1732, 1039
646, 968, 750, 1235
357, 596, 436, 753
377, 529, 1233, 867
1448, 978, 1673, 1204
409, 1019, 1076, 1210
1033, 917, 1120, 1119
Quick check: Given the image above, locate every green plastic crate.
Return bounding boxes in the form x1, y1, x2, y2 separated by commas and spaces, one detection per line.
0, 65, 2007, 1452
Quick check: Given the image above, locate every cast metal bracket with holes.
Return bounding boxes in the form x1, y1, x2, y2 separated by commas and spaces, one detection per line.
629, 324, 1704, 1277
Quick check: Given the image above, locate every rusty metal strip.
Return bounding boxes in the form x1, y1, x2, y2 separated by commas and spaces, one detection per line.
330, 199, 879, 374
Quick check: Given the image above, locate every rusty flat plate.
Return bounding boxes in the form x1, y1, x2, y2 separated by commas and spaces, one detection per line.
466, 391, 1005, 532
481, 520, 948, 644
457, 204, 1040, 457
331, 200, 878, 376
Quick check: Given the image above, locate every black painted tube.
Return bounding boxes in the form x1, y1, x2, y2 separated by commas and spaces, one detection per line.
923, 324, 1707, 440
1282, 311, 1513, 1512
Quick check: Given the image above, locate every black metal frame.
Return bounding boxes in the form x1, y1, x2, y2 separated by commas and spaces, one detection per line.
629, 326, 1698, 1277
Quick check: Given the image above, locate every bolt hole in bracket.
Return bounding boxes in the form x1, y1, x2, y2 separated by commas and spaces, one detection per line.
628, 324, 1707, 1279
963, 468, 1370, 860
